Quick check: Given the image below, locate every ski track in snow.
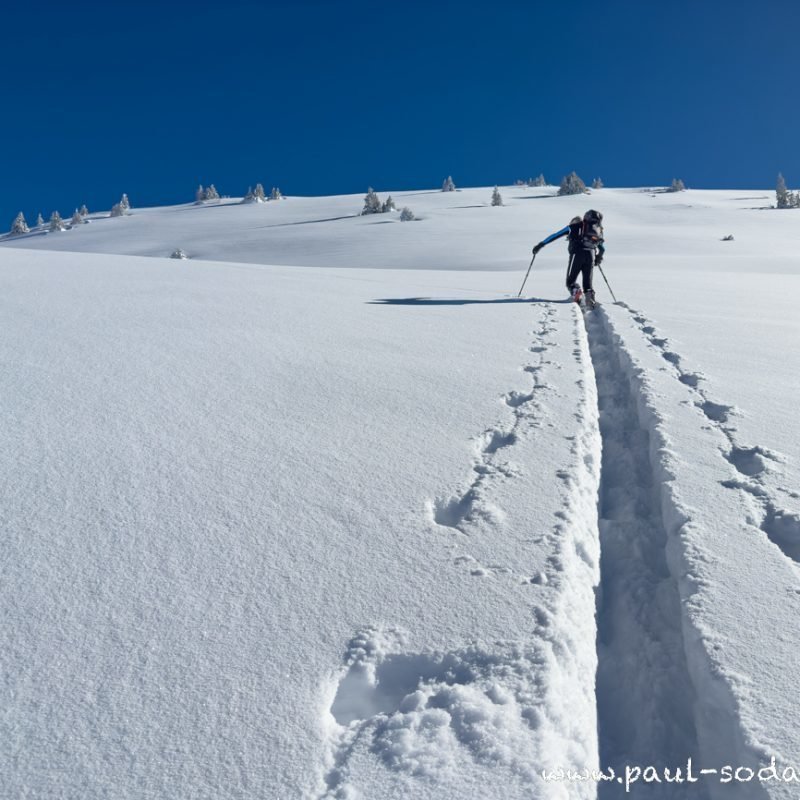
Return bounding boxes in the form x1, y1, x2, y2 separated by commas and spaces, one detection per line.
318, 297, 797, 799
583, 306, 708, 800
618, 303, 800, 570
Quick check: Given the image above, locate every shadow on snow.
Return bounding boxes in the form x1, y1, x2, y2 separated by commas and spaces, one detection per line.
369, 296, 571, 306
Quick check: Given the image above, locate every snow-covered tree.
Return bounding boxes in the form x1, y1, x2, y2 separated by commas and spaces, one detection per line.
400, 207, 415, 221
36, 213, 45, 228
79, 204, 89, 217
110, 203, 124, 217
382, 195, 396, 213
205, 184, 220, 201
531, 174, 547, 187
120, 193, 131, 210
361, 187, 382, 215
71, 209, 83, 226
270, 187, 282, 200
776, 173, 790, 208
442, 176, 456, 192
491, 186, 503, 206
592, 177, 604, 189
668, 178, 686, 192
242, 183, 266, 203
558, 172, 587, 196
170, 248, 188, 259
10, 212, 29, 235
195, 185, 205, 204
49, 211, 66, 231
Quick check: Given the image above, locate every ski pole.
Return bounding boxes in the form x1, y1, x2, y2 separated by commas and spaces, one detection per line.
597, 263, 617, 303
517, 253, 537, 298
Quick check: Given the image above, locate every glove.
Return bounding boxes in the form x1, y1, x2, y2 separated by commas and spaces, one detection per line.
595, 254, 603, 266
532, 242, 543, 255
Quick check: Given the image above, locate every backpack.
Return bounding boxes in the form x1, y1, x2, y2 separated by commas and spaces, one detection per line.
568, 211, 603, 252
581, 210, 604, 250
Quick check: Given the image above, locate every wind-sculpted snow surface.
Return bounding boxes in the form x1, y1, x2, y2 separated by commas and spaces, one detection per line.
591, 304, 800, 800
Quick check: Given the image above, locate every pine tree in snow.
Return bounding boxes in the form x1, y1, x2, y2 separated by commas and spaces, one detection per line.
170, 248, 189, 259
270, 187, 282, 200
400, 207, 415, 221
491, 186, 503, 206
558, 172, 587, 196
120, 193, 131, 210
592, 177, 604, 189
205, 184, 220, 201
195, 185, 205, 204
531, 174, 547, 187
110, 203, 124, 217
382, 195, 396, 213
776, 173, 790, 208
442, 176, 456, 192
361, 187, 382, 215
79, 204, 89, 217
10, 212, 29, 235
49, 211, 66, 231
71, 209, 83, 226
242, 184, 266, 203
36, 213, 45, 228
668, 178, 686, 192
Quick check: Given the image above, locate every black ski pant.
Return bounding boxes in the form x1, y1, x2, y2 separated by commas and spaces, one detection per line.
566, 249, 595, 293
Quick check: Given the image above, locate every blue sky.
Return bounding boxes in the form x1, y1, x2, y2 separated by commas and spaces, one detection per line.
2, 0, 798, 227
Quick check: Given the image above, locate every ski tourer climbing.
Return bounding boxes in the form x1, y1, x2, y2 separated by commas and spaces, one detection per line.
532, 210, 605, 306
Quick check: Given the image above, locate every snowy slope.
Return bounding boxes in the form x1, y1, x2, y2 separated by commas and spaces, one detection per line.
1, 250, 603, 799
2, 186, 799, 799
5, 185, 798, 456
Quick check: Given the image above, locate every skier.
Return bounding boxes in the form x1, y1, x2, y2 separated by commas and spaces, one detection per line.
532, 210, 605, 307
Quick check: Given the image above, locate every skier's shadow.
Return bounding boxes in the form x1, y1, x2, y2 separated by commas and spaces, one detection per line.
369, 297, 571, 306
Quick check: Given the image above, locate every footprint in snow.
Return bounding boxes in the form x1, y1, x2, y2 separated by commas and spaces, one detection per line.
699, 400, 734, 423
503, 390, 534, 408
482, 429, 516, 454
679, 372, 703, 387
661, 351, 681, 366
323, 627, 544, 794
725, 445, 779, 477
